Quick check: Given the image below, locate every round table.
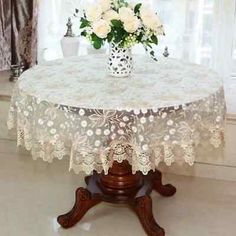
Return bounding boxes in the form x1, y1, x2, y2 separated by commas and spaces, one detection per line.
8, 54, 226, 236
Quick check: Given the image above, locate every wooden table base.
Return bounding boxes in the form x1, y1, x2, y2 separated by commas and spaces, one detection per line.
57, 161, 176, 236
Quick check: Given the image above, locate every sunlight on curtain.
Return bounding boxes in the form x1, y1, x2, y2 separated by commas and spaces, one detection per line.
37, 0, 236, 78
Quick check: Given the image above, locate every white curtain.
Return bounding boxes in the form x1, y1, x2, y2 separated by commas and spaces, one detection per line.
37, 0, 236, 79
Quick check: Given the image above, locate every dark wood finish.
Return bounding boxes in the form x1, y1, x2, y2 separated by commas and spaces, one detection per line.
57, 188, 101, 228
132, 196, 165, 236
57, 161, 176, 236
152, 171, 177, 197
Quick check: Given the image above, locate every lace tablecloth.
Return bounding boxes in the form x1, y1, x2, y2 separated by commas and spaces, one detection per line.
7, 55, 226, 175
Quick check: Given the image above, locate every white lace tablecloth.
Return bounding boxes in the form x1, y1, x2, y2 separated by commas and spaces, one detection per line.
7, 55, 226, 175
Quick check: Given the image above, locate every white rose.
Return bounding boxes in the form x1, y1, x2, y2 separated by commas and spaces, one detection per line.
156, 25, 165, 35
119, 7, 134, 22
123, 16, 140, 33
86, 5, 103, 22
140, 6, 163, 32
98, 0, 111, 12
103, 10, 120, 22
128, 1, 136, 10
142, 15, 163, 32
92, 19, 111, 38
140, 6, 158, 19
153, 15, 163, 28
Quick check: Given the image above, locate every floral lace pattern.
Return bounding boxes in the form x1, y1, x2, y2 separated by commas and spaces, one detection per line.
7, 55, 226, 175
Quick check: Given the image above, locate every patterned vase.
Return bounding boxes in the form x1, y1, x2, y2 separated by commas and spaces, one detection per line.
108, 43, 133, 77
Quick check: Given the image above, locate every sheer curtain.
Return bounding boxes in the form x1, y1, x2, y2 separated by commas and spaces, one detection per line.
38, 0, 236, 79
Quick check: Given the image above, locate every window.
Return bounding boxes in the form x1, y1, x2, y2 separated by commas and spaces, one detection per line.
38, 0, 236, 78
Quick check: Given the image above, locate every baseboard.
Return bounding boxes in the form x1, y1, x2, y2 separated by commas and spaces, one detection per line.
227, 113, 236, 123
160, 162, 236, 182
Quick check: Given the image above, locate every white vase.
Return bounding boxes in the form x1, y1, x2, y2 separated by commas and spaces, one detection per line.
60, 37, 80, 58
108, 43, 133, 77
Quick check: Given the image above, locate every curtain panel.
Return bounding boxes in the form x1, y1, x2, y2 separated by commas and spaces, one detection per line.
0, 0, 38, 71
0, 0, 11, 70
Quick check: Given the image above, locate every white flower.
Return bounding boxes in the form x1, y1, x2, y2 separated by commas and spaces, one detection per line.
132, 126, 138, 133
149, 115, 154, 122
134, 109, 140, 115
119, 7, 134, 22
139, 135, 144, 142
141, 108, 148, 114
128, 1, 136, 9
98, 0, 111, 12
161, 112, 167, 119
86, 5, 103, 22
50, 129, 57, 135
123, 16, 140, 33
123, 116, 129, 122
104, 129, 110, 135
79, 109, 85, 116
140, 117, 146, 124
140, 6, 152, 19
47, 121, 54, 127
87, 130, 94, 136
38, 119, 44, 125
216, 116, 221, 122
118, 129, 124, 135
81, 120, 87, 127
142, 144, 149, 151
95, 140, 101, 147
142, 16, 161, 32
103, 9, 120, 22
60, 124, 66, 129
167, 119, 174, 126
169, 129, 176, 135
140, 6, 163, 32
120, 122, 126, 127
23, 111, 29, 117
92, 19, 111, 38
156, 24, 165, 35
164, 135, 170, 141
96, 129, 102, 135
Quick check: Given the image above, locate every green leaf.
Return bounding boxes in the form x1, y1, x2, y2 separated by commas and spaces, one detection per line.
80, 18, 90, 28
145, 42, 152, 48
111, 19, 123, 28
93, 40, 102, 49
136, 32, 143, 42
107, 33, 113, 43
91, 33, 103, 49
113, 27, 127, 43
81, 31, 87, 37
151, 35, 158, 45
134, 3, 142, 14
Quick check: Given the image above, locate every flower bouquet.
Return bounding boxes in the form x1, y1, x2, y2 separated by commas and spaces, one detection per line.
78, 0, 164, 77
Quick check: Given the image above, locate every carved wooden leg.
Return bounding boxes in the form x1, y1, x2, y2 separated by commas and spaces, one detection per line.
57, 187, 101, 229
152, 171, 176, 197
132, 196, 165, 236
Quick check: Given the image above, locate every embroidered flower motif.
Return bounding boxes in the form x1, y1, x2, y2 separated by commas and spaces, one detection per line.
47, 121, 54, 127
79, 109, 85, 116
167, 119, 173, 126
7, 56, 225, 176
81, 120, 88, 127
140, 117, 146, 124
